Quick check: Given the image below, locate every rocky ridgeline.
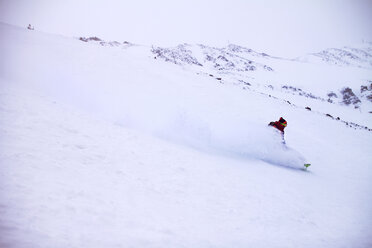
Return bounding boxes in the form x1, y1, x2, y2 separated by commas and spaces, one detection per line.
327, 83, 372, 108
360, 81, 372, 102
79, 36, 133, 48
151, 43, 274, 72
279, 83, 372, 109
151, 44, 202, 66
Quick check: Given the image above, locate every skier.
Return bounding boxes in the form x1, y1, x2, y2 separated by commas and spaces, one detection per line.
268, 117, 287, 143
268, 117, 311, 169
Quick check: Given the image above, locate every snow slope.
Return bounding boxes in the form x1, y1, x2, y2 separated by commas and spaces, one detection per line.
151, 42, 372, 124
1, 22, 372, 248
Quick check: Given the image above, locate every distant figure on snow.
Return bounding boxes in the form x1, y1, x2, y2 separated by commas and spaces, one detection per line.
268, 117, 287, 143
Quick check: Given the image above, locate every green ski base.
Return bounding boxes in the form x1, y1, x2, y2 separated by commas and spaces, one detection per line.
304, 164, 311, 170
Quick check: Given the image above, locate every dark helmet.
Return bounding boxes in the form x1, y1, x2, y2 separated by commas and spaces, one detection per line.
279, 117, 287, 127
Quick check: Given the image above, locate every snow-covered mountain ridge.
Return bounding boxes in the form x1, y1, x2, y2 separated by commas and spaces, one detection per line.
151, 43, 274, 72
79, 36, 134, 48
297, 42, 372, 69
78, 35, 372, 122
148, 43, 372, 114
1, 22, 372, 248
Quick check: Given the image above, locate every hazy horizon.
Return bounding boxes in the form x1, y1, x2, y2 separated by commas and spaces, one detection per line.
1, 0, 371, 57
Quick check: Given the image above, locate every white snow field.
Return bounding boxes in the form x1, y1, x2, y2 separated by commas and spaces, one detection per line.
1, 22, 372, 248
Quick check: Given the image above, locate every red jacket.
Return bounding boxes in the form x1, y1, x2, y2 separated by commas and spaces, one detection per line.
269, 121, 285, 133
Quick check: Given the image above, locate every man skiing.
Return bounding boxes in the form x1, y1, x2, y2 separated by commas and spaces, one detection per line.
268, 117, 311, 170
268, 117, 287, 143
269, 117, 287, 133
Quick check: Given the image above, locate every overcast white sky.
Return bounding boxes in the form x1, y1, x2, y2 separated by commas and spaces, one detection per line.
1, 0, 371, 57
